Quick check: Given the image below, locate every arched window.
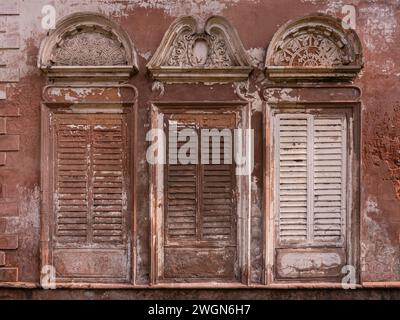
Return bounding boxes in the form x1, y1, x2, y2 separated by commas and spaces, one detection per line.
264, 13, 362, 284
147, 16, 253, 285
39, 12, 138, 284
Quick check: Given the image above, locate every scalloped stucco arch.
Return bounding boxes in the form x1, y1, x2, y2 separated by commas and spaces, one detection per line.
265, 13, 363, 81
38, 12, 138, 81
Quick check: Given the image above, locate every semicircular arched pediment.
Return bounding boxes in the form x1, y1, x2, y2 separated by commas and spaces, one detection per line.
51, 27, 128, 66
147, 16, 252, 83
38, 12, 138, 82
265, 13, 363, 81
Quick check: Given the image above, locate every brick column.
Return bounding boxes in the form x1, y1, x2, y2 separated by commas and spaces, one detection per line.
0, 0, 20, 283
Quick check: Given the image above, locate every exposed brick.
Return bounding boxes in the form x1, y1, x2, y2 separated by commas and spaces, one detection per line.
0, 252, 5, 266
0, 152, 5, 165
0, 218, 6, 233
0, 33, 19, 49
0, 267, 18, 282
0, 85, 6, 99
0, 117, 6, 134
0, 107, 20, 117
0, 235, 18, 250
0, 16, 18, 34
0, 66, 19, 82
0, 202, 18, 216
0, 17, 5, 31
0, 2, 19, 15
0, 135, 19, 151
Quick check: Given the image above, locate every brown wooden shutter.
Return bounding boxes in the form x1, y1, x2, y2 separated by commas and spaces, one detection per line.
201, 123, 235, 242
91, 118, 127, 244
163, 112, 237, 280
165, 115, 236, 244
55, 117, 90, 243
166, 120, 198, 241
54, 114, 128, 246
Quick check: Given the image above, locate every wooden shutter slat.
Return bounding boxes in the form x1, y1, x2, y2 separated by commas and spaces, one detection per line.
91, 118, 126, 243
277, 115, 309, 242
165, 114, 236, 244
276, 113, 347, 246
201, 127, 234, 241
313, 116, 346, 243
55, 116, 89, 243
166, 120, 198, 241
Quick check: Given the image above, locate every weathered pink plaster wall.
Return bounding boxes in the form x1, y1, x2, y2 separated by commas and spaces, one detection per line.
0, 0, 399, 297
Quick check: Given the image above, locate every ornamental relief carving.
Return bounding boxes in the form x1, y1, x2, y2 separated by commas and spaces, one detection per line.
265, 13, 363, 81
147, 16, 252, 83
52, 29, 127, 66
38, 12, 138, 82
273, 30, 346, 67
167, 32, 232, 68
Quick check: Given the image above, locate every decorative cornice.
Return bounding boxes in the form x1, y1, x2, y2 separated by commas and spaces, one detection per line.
147, 16, 252, 83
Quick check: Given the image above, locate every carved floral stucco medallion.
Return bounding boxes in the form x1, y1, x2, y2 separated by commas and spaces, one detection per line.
147, 16, 252, 83
265, 13, 363, 81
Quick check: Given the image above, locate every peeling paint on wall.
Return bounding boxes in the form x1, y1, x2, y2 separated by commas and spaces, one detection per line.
364, 104, 400, 199
360, 4, 397, 52
362, 197, 400, 281
246, 48, 265, 70
99, 0, 243, 18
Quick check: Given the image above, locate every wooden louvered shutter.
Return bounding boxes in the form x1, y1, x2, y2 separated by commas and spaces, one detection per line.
163, 113, 237, 280
165, 116, 236, 244
55, 114, 128, 245
55, 117, 90, 243
166, 120, 198, 241
313, 116, 346, 243
275, 113, 347, 246
91, 117, 127, 244
200, 118, 235, 242
52, 113, 130, 281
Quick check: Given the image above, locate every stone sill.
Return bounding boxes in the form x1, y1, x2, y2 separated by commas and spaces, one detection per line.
2, 282, 400, 289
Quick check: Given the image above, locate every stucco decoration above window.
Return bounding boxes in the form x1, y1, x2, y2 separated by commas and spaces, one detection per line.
38, 12, 138, 81
265, 13, 363, 81
147, 16, 252, 83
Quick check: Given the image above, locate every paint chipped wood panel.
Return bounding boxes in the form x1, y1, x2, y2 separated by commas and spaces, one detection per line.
163, 247, 237, 280
275, 248, 346, 279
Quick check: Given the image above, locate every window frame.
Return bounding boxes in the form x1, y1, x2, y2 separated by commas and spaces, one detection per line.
40, 85, 137, 285
149, 101, 252, 286
263, 86, 361, 285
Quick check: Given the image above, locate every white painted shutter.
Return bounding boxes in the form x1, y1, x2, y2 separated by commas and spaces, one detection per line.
313, 117, 346, 243
275, 113, 347, 246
